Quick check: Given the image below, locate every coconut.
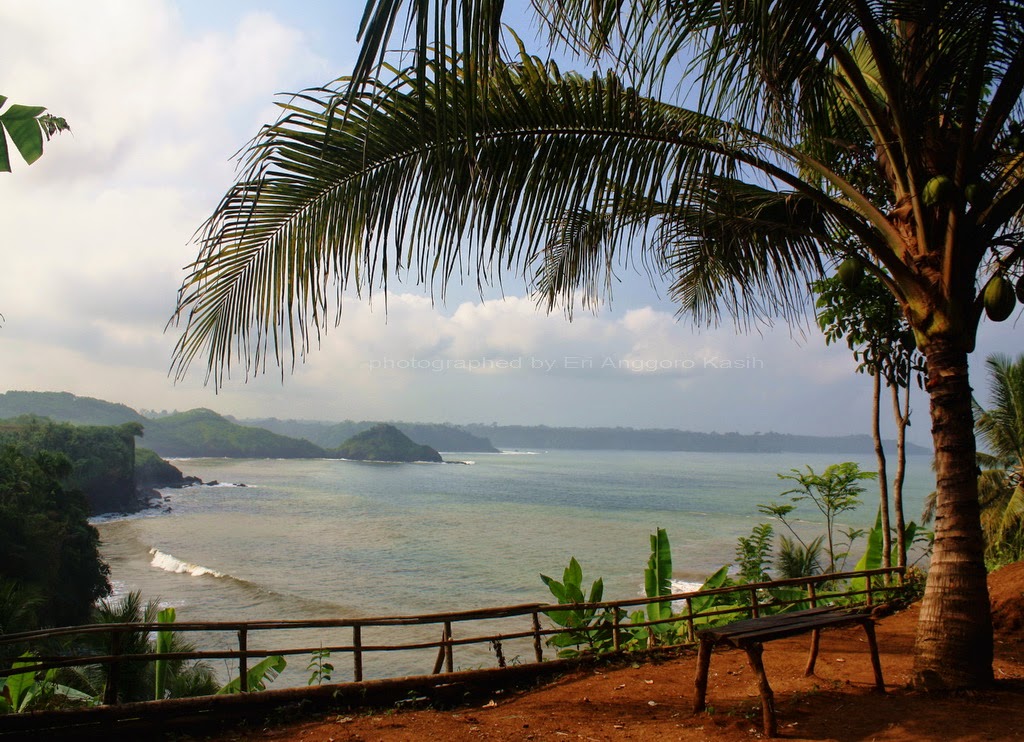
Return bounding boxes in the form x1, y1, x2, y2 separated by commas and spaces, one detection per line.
922, 175, 957, 207
837, 258, 864, 290
984, 276, 1016, 322
1016, 275, 1024, 304
964, 181, 992, 208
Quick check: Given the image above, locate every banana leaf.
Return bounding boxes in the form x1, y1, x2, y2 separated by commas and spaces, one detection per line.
217, 655, 287, 694
154, 606, 175, 701
645, 528, 673, 623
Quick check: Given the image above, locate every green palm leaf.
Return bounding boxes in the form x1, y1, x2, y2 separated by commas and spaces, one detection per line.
172, 51, 850, 382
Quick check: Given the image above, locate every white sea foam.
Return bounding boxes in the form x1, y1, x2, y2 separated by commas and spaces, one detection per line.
149, 548, 226, 578
669, 578, 705, 594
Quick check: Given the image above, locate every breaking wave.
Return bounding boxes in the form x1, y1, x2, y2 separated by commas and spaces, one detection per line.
149, 549, 226, 578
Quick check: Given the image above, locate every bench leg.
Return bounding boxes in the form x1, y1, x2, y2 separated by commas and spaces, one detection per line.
862, 621, 885, 693
693, 637, 713, 713
745, 643, 777, 737
804, 627, 821, 676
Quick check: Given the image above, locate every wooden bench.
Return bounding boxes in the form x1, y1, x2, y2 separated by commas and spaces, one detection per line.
692, 606, 884, 737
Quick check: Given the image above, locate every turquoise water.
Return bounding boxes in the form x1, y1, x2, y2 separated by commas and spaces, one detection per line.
95, 450, 934, 683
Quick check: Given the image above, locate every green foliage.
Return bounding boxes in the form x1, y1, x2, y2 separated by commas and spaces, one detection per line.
540, 557, 618, 656
776, 535, 824, 579
687, 565, 745, 627
154, 607, 175, 701
771, 463, 874, 572
0, 417, 139, 514
813, 273, 924, 390
0, 445, 110, 627
644, 528, 673, 623
307, 647, 334, 686
0, 652, 93, 714
0, 96, 69, 172
852, 510, 927, 597
334, 424, 442, 462
734, 523, 774, 584
217, 655, 287, 694
134, 447, 197, 489
0, 391, 145, 427
973, 354, 1024, 558
86, 593, 219, 704
143, 408, 326, 458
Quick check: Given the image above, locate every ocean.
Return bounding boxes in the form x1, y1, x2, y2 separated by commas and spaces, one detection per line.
94, 449, 934, 685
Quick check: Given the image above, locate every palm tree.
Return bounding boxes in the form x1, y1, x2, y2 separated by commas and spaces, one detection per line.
170, 2, 1024, 689
975, 354, 1024, 560
79, 592, 218, 704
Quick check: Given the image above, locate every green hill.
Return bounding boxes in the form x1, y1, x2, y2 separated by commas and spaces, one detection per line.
0, 391, 144, 426
0, 392, 328, 459
334, 424, 443, 462
143, 409, 328, 458
240, 417, 498, 452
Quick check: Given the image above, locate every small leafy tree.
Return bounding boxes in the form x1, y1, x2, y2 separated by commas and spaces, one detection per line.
814, 272, 925, 569
734, 523, 774, 585
763, 463, 875, 573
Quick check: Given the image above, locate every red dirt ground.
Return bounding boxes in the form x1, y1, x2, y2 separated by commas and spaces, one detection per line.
203, 565, 1024, 741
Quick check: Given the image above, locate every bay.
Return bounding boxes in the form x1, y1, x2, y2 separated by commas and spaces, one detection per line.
95, 449, 934, 683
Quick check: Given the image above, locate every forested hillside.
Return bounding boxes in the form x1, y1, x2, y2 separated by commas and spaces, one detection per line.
142, 409, 328, 458
0, 417, 140, 513
242, 417, 498, 452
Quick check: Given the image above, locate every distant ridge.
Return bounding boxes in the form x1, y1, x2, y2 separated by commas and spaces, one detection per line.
0, 391, 930, 457
458, 424, 931, 456
239, 417, 499, 453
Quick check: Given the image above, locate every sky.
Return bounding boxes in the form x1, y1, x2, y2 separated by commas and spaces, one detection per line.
1, 1, 1020, 446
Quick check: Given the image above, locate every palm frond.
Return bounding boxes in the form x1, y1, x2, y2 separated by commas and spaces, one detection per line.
171, 51, 841, 383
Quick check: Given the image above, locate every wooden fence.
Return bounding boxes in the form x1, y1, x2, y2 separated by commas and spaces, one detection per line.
0, 567, 904, 705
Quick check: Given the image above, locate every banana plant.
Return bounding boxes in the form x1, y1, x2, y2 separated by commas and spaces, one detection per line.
851, 509, 924, 599
153, 607, 175, 701
540, 557, 618, 656
0, 653, 93, 714
688, 565, 744, 628
216, 655, 287, 694
0, 95, 69, 171
642, 528, 683, 644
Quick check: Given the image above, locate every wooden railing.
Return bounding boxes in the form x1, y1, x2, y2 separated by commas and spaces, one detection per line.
0, 567, 904, 704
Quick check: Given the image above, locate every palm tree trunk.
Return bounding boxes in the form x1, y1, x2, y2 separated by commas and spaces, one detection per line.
872, 370, 892, 569
912, 342, 993, 689
892, 383, 910, 568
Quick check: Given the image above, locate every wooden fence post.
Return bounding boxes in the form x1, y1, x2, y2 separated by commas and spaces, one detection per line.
353, 625, 363, 682
749, 588, 760, 619
685, 597, 695, 643
443, 621, 454, 673
532, 611, 544, 663
237, 629, 249, 692
103, 629, 121, 705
